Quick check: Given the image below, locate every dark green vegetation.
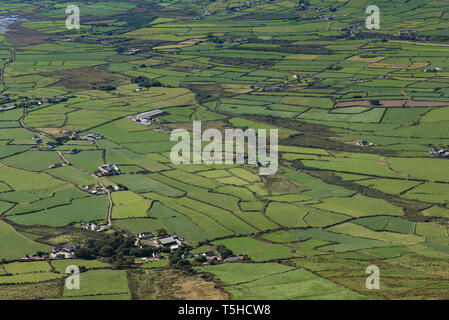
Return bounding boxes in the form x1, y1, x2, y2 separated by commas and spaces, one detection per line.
1, 0, 449, 300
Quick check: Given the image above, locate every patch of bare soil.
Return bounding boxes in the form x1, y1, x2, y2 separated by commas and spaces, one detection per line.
175, 277, 229, 300
128, 269, 229, 300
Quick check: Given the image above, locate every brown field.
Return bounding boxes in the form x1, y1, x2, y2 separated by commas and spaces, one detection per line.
46, 67, 127, 90
128, 269, 229, 300
0, 279, 63, 300
5, 22, 51, 47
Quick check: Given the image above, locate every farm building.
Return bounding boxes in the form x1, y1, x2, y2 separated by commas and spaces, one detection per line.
0, 104, 16, 111
84, 133, 102, 140
48, 163, 63, 169
357, 140, 374, 147
202, 251, 218, 261
86, 223, 104, 232
84, 185, 105, 195
224, 256, 240, 263
138, 232, 154, 239
157, 234, 183, 250
50, 245, 79, 259
97, 164, 120, 176
181, 253, 194, 259
128, 109, 168, 126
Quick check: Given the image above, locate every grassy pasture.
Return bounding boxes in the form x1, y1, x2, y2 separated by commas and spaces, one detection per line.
213, 237, 294, 261
109, 174, 184, 197
4, 261, 51, 274
312, 195, 403, 217
62, 269, 130, 298
2, 0, 449, 300
7, 196, 108, 227
265, 202, 307, 228
0, 220, 50, 261
51, 259, 110, 274
197, 263, 366, 300
112, 191, 152, 219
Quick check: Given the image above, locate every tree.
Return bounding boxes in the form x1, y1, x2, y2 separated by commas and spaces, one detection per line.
74, 247, 95, 260
98, 85, 116, 91
115, 183, 127, 190
35, 251, 44, 257
195, 255, 207, 263
156, 228, 168, 237
216, 245, 233, 259
132, 76, 163, 88
99, 245, 114, 257
176, 259, 191, 269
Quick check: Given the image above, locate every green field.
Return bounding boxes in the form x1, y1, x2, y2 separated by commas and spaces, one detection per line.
1, 0, 449, 301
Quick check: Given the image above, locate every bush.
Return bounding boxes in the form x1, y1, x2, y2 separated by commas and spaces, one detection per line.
97, 85, 116, 91
74, 247, 95, 260
195, 255, 207, 263
132, 76, 163, 88
99, 245, 114, 257
216, 244, 233, 259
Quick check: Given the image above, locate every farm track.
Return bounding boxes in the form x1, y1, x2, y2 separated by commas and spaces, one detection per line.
0, 47, 15, 94
56, 151, 113, 227
3, 0, 449, 302
202, 4, 210, 17
19, 108, 54, 140
17, 105, 114, 227
215, 98, 222, 111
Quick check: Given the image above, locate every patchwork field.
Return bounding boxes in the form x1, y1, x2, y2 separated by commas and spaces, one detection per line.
1, 0, 449, 301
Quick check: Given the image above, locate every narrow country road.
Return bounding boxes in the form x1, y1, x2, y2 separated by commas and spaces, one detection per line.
56, 151, 113, 227
1, 47, 15, 94
15, 62, 114, 229
19, 108, 53, 139
215, 98, 222, 111
202, 4, 210, 16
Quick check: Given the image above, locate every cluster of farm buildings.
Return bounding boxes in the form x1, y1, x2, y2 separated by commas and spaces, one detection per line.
127, 109, 167, 127
429, 147, 449, 158
28, 230, 241, 267
137, 232, 184, 250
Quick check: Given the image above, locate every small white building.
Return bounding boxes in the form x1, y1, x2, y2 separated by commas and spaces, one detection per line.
138, 232, 154, 239
97, 164, 120, 176
86, 223, 100, 231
